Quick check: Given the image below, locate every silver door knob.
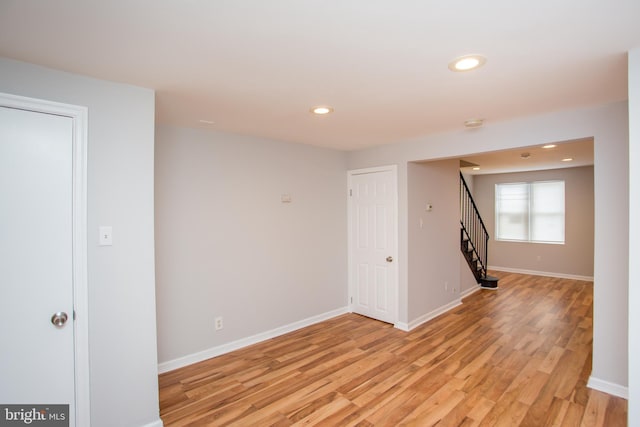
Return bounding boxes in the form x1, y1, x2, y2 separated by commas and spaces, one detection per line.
51, 312, 68, 327
386, 256, 393, 262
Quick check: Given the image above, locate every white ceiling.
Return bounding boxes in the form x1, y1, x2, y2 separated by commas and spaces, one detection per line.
1, 1, 639, 151
459, 138, 594, 175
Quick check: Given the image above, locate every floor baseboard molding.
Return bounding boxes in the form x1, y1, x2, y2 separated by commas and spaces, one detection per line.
489, 266, 593, 282
587, 376, 628, 399
139, 419, 164, 427
396, 299, 463, 332
158, 307, 349, 374
459, 285, 481, 299
396, 287, 479, 332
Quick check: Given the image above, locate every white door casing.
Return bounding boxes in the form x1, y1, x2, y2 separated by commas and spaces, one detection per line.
0, 93, 89, 426
348, 165, 398, 324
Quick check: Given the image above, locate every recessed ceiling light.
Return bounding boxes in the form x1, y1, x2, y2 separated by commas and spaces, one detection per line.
562, 157, 573, 162
464, 118, 484, 128
472, 167, 480, 171
199, 119, 215, 124
520, 152, 531, 159
310, 106, 334, 115
542, 144, 556, 149
448, 55, 487, 72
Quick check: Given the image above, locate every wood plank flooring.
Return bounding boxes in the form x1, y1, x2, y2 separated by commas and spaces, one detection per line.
159, 272, 627, 426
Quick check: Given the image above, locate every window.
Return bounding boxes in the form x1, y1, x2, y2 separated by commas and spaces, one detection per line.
495, 180, 565, 243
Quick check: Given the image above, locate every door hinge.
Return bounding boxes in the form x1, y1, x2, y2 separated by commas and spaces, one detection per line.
350, 296, 353, 304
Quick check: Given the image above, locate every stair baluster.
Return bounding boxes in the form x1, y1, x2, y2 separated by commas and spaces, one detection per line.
460, 172, 498, 289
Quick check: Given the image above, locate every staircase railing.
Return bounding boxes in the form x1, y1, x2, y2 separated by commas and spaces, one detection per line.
460, 172, 489, 281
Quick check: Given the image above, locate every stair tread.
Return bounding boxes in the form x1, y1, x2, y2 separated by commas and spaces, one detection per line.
479, 275, 499, 289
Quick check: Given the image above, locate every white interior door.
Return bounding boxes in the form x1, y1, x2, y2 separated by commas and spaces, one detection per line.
349, 166, 398, 324
0, 106, 76, 424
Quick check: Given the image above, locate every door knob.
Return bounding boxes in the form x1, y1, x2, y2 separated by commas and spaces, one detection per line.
51, 312, 68, 327
386, 256, 393, 262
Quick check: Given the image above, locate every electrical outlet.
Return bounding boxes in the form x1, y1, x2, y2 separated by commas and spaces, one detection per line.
444, 281, 448, 291
215, 317, 223, 331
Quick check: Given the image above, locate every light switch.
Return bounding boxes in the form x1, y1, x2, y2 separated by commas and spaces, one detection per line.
99, 226, 113, 246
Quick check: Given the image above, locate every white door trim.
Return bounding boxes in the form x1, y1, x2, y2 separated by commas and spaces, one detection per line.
347, 164, 399, 325
0, 93, 90, 426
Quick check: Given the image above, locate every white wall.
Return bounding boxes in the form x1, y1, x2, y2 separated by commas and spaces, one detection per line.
347, 101, 629, 393
628, 48, 639, 425
473, 166, 594, 279
0, 58, 161, 427
154, 125, 348, 366
407, 160, 465, 322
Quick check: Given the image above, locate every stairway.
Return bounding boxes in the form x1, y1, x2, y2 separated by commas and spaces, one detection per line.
460, 173, 499, 289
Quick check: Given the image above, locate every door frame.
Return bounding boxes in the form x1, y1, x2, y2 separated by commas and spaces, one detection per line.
0, 93, 90, 426
347, 164, 399, 325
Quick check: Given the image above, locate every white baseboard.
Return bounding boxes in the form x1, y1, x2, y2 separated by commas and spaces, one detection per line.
459, 285, 481, 299
587, 376, 628, 399
489, 266, 593, 282
395, 286, 481, 332
396, 299, 463, 332
394, 321, 410, 331
139, 419, 164, 427
158, 307, 349, 374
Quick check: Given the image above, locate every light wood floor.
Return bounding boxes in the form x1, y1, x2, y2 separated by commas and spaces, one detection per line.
159, 272, 627, 426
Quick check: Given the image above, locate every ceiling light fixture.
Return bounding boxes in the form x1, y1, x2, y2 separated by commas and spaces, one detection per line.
199, 119, 215, 124
542, 144, 556, 149
448, 55, 487, 72
472, 167, 480, 171
464, 118, 484, 128
310, 105, 334, 115
562, 157, 574, 162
